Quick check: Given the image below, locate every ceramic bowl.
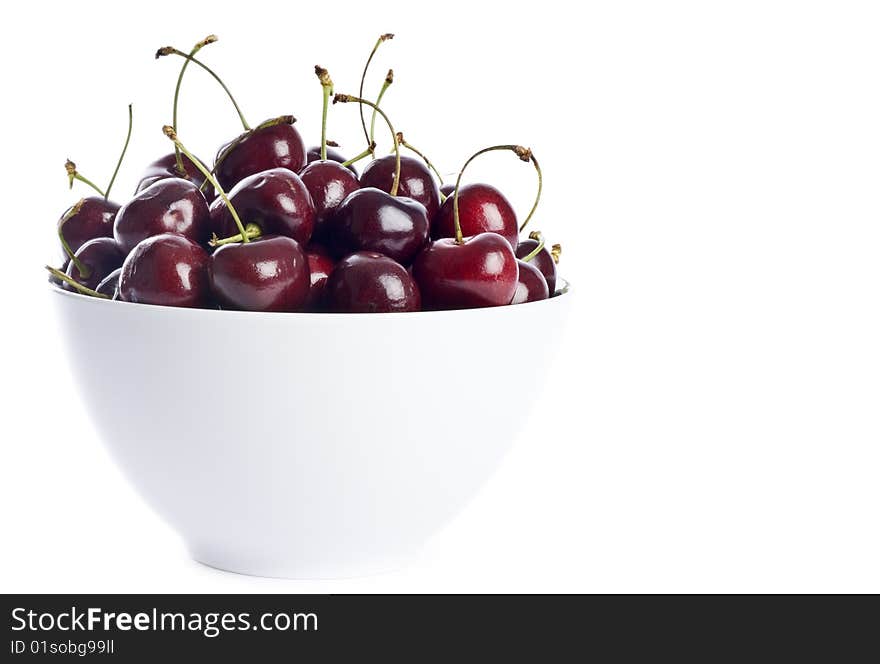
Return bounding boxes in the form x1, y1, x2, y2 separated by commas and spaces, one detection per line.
50, 284, 571, 578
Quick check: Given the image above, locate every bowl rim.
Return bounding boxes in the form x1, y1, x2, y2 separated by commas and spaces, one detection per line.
48, 279, 571, 318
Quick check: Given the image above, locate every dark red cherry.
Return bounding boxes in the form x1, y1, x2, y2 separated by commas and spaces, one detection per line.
300, 160, 360, 240
210, 168, 315, 245
510, 259, 549, 304
64, 237, 125, 291
306, 146, 358, 175
305, 244, 336, 310
215, 121, 307, 191
209, 236, 310, 312
135, 152, 215, 199
412, 233, 519, 310
119, 234, 211, 308
96, 267, 122, 299
329, 188, 429, 265
432, 183, 519, 249
58, 197, 119, 255
325, 251, 420, 313
114, 178, 211, 254
515, 239, 558, 294
439, 183, 456, 198
360, 155, 441, 220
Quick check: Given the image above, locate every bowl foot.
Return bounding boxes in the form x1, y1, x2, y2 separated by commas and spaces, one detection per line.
189, 545, 418, 580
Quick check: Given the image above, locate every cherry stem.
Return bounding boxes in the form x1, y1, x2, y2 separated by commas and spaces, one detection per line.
209, 223, 262, 247
45, 266, 108, 298
57, 198, 90, 276
315, 66, 333, 160
396, 132, 444, 185
528, 230, 560, 263
334, 94, 400, 195
163, 126, 249, 242
519, 152, 543, 232
452, 145, 540, 244
521, 231, 546, 262
341, 143, 375, 167
370, 69, 393, 146
65, 160, 105, 197
358, 33, 394, 152
104, 104, 133, 201
167, 49, 250, 130
157, 35, 250, 172
167, 37, 213, 173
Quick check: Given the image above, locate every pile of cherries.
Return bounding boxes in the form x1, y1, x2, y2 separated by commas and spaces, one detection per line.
48, 34, 562, 313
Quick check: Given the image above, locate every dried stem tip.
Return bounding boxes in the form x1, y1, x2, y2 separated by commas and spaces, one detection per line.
63, 198, 86, 222
551, 244, 562, 264
155, 46, 175, 59
333, 94, 354, 104
514, 145, 532, 162
380, 33, 394, 41
326, 140, 340, 147
243, 115, 297, 134
385, 68, 394, 84
257, 114, 296, 128
162, 125, 177, 140
196, 35, 218, 49
314, 65, 333, 88
65, 159, 77, 186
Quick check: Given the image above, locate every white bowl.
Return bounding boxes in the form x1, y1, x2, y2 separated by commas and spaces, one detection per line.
51, 284, 571, 578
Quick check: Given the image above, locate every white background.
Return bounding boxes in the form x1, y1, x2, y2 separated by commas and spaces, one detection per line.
1, 0, 878, 592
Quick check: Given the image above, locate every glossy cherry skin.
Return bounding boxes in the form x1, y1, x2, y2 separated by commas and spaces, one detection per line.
209, 235, 310, 312
58, 196, 120, 255
96, 267, 122, 299
305, 244, 336, 310
114, 178, 211, 254
119, 234, 211, 308
360, 155, 441, 220
300, 160, 360, 239
439, 183, 456, 198
510, 259, 549, 305
325, 251, 421, 313
64, 237, 125, 291
328, 188, 429, 266
432, 183, 519, 249
412, 233, 519, 310
210, 168, 315, 245
306, 146, 358, 175
515, 239, 558, 294
215, 122, 307, 191
135, 152, 215, 199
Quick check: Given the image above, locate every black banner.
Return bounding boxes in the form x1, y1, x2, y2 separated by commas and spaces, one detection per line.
1, 595, 876, 660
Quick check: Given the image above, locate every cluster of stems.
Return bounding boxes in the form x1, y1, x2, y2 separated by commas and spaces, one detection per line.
155, 35, 251, 174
